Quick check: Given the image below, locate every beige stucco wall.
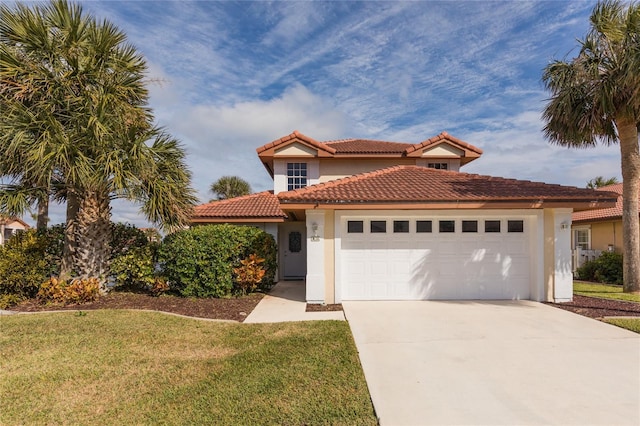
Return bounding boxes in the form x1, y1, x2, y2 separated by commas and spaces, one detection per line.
318, 158, 417, 182
422, 144, 464, 157
591, 221, 623, 253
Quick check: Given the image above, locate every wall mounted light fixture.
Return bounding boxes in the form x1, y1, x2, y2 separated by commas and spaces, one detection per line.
311, 223, 320, 241
560, 221, 569, 230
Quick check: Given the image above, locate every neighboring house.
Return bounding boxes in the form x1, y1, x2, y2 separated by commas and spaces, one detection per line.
0, 216, 29, 245
571, 183, 637, 269
192, 130, 616, 303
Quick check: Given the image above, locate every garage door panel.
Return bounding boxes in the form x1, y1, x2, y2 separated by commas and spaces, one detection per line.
340, 216, 531, 301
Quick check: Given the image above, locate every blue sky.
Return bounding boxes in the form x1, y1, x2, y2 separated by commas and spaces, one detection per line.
23, 1, 624, 227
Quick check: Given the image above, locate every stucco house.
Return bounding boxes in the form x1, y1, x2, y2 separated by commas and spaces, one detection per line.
0, 216, 29, 245
571, 183, 637, 253
192, 130, 616, 304
571, 182, 637, 269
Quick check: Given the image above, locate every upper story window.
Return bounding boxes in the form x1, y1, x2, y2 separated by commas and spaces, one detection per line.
287, 163, 307, 190
428, 163, 448, 170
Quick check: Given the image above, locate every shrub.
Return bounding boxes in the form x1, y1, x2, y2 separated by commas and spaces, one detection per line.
110, 245, 158, 292
37, 277, 100, 305
576, 251, 623, 285
159, 224, 277, 298
0, 230, 49, 300
110, 223, 150, 259
234, 254, 266, 295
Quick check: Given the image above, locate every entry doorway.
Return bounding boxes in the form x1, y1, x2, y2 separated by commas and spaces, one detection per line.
280, 222, 307, 280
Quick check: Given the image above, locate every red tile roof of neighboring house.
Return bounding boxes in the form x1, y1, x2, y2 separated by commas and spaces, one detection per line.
0, 216, 30, 228
572, 183, 639, 222
191, 191, 287, 223
278, 166, 617, 209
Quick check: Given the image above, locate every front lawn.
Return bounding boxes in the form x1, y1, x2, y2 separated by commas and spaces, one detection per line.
0, 311, 376, 425
603, 318, 640, 333
574, 281, 640, 303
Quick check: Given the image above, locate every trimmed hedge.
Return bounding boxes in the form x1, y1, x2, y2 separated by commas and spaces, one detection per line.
158, 224, 277, 298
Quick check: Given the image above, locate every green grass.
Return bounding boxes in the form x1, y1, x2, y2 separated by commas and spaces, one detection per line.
0, 311, 376, 425
603, 318, 640, 334
574, 281, 640, 303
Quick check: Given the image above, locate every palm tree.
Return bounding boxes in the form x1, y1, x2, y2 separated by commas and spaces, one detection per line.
586, 176, 619, 189
0, 0, 197, 288
210, 176, 252, 201
542, 0, 640, 293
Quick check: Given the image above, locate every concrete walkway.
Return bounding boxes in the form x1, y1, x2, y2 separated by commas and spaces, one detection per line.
343, 300, 640, 426
244, 281, 344, 323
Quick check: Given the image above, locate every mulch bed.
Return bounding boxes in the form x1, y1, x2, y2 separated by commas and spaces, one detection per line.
306, 303, 343, 312
545, 295, 640, 319
9, 291, 265, 322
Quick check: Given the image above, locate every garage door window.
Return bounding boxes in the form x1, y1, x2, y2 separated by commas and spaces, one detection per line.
462, 220, 478, 233
416, 220, 432, 233
347, 221, 364, 233
439, 220, 455, 233
393, 220, 409, 233
371, 221, 387, 233
508, 220, 524, 233
485, 220, 501, 233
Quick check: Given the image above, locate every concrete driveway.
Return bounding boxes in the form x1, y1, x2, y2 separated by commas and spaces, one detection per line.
343, 300, 640, 426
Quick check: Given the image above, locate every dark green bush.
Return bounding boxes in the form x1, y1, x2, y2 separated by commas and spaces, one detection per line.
110, 223, 149, 259
158, 224, 277, 298
576, 251, 623, 285
0, 230, 50, 302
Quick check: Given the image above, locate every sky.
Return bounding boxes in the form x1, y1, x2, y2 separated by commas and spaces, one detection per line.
9, 0, 624, 227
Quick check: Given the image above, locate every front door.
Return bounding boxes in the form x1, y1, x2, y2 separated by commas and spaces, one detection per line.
282, 223, 307, 279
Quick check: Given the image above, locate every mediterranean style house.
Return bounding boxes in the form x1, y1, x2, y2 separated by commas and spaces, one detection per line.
0, 216, 29, 245
571, 182, 638, 270
192, 131, 616, 303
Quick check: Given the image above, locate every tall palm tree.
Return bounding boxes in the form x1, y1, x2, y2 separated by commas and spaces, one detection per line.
586, 176, 619, 189
210, 176, 252, 200
542, 0, 640, 293
0, 0, 197, 288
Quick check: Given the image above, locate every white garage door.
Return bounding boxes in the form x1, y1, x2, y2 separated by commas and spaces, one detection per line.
339, 215, 531, 300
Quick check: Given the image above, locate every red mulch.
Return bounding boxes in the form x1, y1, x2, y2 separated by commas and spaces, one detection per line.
545, 295, 640, 318
9, 291, 265, 322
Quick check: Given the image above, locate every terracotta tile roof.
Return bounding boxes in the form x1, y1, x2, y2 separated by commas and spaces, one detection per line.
192, 191, 287, 222
256, 130, 482, 157
0, 216, 29, 228
572, 183, 639, 222
256, 130, 336, 155
278, 166, 617, 207
324, 139, 414, 154
404, 131, 483, 156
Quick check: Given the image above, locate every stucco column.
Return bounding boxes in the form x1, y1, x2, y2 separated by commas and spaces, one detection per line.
306, 210, 326, 303
543, 208, 573, 302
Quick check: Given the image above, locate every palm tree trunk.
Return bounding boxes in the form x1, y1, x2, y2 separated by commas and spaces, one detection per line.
74, 189, 112, 293
60, 190, 80, 279
36, 195, 49, 232
617, 119, 640, 293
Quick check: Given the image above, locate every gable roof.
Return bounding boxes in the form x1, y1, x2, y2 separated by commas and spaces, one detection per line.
256, 130, 483, 176
404, 132, 483, 164
572, 183, 639, 222
0, 216, 30, 228
278, 166, 617, 210
191, 191, 287, 223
